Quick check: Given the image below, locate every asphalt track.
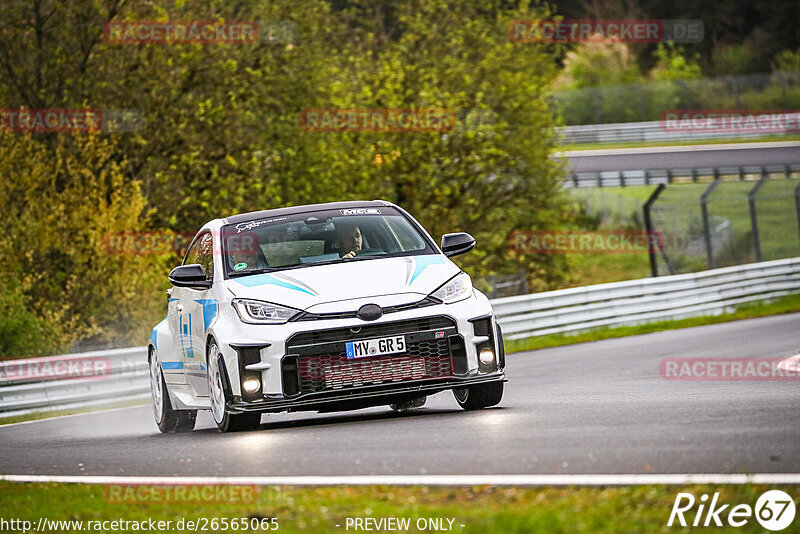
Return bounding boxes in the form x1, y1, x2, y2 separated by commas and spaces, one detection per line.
1, 313, 799, 478
564, 142, 800, 173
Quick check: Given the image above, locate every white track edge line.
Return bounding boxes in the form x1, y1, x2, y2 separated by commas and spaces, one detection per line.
3, 474, 800, 486
0, 403, 148, 429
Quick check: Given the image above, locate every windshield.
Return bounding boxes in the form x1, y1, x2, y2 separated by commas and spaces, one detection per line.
221, 207, 435, 276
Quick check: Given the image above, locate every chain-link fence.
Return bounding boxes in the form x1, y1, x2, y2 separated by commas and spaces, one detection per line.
645, 167, 800, 276
553, 71, 800, 125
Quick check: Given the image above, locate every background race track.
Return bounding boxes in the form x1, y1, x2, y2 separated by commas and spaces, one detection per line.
1, 313, 798, 478
565, 142, 800, 173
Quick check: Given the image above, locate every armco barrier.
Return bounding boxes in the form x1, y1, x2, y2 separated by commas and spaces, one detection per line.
1, 257, 799, 417
558, 112, 800, 145
0, 347, 149, 418
564, 163, 800, 188
493, 257, 800, 339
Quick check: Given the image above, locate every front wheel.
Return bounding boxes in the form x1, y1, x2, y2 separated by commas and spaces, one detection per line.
149, 352, 196, 433
207, 341, 262, 432
453, 381, 504, 410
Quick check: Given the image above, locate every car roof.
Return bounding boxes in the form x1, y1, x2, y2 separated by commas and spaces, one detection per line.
222, 200, 394, 225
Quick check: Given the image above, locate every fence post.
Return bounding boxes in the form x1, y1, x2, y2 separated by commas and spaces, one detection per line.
701, 178, 721, 269
637, 84, 647, 121
644, 183, 667, 277
591, 88, 602, 124
727, 76, 740, 107
748, 169, 769, 262
794, 180, 800, 250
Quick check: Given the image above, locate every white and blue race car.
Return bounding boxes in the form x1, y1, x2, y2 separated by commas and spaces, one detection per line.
148, 200, 506, 432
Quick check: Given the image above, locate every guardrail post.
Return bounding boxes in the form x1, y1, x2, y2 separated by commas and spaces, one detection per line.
591, 88, 602, 124
727, 76, 740, 107
701, 179, 721, 269
637, 84, 646, 122
748, 169, 769, 262
794, 181, 800, 249
644, 183, 667, 277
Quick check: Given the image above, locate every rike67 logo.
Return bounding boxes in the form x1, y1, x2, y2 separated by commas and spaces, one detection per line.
668, 490, 796, 531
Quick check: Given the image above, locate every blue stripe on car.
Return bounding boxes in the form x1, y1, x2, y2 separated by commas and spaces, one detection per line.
408, 255, 445, 284
234, 273, 315, 294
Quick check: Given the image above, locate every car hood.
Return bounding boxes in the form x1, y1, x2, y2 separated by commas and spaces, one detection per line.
225, 254, 460, 311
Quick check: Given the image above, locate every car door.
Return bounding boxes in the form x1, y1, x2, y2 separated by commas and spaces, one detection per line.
175, 231, 216, 397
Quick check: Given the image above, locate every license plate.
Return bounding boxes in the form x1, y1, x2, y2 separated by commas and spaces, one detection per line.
346, 335, 406, 359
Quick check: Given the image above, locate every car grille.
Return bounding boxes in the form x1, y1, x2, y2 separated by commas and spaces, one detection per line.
284, 316, 457, 394
298, 339, 453, 392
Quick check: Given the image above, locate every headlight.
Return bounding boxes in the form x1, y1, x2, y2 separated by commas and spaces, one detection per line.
430, 272, 472, 304
232, 299, 300, 324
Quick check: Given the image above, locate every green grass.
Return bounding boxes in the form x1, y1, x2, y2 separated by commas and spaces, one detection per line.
561, 134, 800, 151
566, 179, 800, 285
506, 293, 800, 353
0, 481, 797, 533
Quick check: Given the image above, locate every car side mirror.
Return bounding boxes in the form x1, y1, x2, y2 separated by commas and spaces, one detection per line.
169, 264, 212, 289
441, 232, 476, 257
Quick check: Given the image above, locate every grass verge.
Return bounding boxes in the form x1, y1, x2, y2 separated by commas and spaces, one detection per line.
0, 482, 796, 533
506, 293, 800, 353
561, 134, 800, 151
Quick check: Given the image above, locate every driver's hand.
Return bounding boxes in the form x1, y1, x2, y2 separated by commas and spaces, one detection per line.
342, 250, 356, 258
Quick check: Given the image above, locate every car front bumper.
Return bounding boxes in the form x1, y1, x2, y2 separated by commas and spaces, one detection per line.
227, 371, 506, 413
212, 290, 504, 412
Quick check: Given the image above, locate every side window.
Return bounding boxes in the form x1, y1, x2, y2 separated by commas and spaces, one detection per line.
184, 232, 214, 281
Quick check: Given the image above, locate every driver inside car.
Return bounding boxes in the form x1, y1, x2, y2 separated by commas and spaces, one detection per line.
336, 223, 363, 258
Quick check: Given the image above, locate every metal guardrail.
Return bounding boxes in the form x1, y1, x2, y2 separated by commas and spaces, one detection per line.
565, 163, 800, 188
2, 257, 799, 417
493, 257, 800, 340
558, 113, 800, 145
0, 347, 149, 418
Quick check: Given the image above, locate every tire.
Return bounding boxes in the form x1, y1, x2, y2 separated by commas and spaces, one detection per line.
453, 381, 504, 410
390, 396, 427, 412
149, 351, 197, 433
207, 341, 262, 432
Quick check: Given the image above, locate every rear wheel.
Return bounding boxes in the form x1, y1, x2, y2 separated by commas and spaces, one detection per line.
453, 381, 504, 410
149, 351, 196, 433
207, 341, 262, 432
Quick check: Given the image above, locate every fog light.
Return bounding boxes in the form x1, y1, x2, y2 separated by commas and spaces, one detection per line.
242, 377, 261, 394
479, 348, 495, 365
